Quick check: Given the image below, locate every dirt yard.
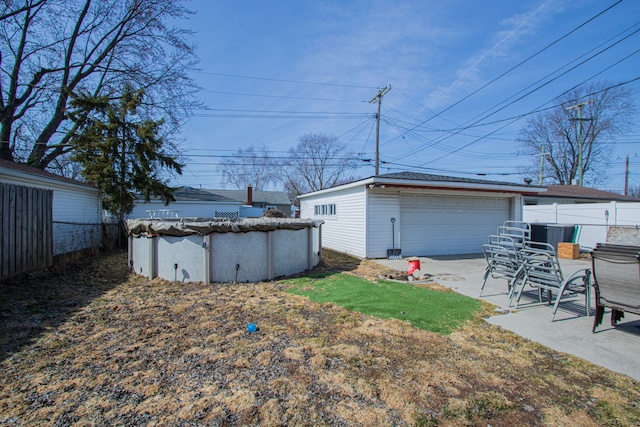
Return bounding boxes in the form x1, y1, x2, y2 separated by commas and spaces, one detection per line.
1, 250, 639, 426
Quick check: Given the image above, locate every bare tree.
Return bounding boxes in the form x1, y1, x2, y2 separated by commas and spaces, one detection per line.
518, 81, 635, 186
0, 0, 199, 170
221, 145, 276, 191
279, 133, 361, 200
628, 185, 640, 199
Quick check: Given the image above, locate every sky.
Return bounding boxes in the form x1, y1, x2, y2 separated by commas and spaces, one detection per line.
173, 0, 640, 193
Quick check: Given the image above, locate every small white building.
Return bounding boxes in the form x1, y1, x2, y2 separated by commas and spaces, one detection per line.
0, 159, 102, 256
298, 172, 543, 258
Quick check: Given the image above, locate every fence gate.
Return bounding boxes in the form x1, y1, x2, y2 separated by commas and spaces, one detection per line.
1, 183, 53, 279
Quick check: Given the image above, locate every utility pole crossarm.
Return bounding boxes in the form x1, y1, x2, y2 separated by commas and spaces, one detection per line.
369, 85, 391, 176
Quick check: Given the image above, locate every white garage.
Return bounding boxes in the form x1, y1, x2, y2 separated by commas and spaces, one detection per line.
299, 172, 544, 258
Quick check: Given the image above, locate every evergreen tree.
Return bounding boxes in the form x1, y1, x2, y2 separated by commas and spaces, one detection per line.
68, 85, 183, 223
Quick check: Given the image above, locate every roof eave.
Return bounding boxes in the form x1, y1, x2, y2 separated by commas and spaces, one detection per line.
372, 177, 546, 194
297, 178, 375, 199
0, 168, 100, 193
298, 176, 545, 198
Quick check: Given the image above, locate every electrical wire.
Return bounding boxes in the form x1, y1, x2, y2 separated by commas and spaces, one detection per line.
386, 1, 625, 145
199, 89, 364, 103
194, 70, 377, 89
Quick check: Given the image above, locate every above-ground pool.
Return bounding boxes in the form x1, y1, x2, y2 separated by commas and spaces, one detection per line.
127, 217, 323, 283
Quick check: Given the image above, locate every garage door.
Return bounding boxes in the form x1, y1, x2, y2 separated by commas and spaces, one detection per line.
400, 193, 511, 256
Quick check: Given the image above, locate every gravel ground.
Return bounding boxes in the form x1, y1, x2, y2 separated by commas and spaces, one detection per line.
1, 251, 639, 426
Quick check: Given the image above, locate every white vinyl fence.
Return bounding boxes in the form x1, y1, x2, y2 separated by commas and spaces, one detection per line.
523, 202, 640, 250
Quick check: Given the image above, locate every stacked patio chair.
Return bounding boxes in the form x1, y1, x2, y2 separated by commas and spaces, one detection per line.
480, 221, 531, 296
480, 239, 522, 297
591, 243, 640, 332
509, 241, 592, 321
501, 220, 532, 242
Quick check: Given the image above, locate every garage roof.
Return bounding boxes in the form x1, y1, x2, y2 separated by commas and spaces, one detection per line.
299, 172, 545, 198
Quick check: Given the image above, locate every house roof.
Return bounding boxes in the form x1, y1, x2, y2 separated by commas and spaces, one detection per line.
171, 187, 239, 203
208, 189, 292, 205
532, 185, 638, 201
299, 171, 544, 198
376, 172, 537, 187
152, 187, 291, 205
0, 158, 99, 191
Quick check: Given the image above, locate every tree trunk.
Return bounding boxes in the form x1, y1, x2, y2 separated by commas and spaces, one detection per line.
0, 118, 14, 161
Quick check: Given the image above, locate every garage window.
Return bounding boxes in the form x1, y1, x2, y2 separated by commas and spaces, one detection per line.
314, 204, 336, 217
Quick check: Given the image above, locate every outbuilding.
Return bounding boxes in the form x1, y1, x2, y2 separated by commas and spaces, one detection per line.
298, 172, 544, 258
0, 159, 102, 261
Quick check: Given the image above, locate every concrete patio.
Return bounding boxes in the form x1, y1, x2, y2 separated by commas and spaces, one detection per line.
374, 254, 640, 381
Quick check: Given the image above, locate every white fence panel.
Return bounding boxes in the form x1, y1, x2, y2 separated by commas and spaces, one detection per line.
523, 202, 640, 250
524, 202, 640, 227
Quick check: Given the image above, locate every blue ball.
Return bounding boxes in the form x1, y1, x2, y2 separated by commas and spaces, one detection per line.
247, 323, 258, 333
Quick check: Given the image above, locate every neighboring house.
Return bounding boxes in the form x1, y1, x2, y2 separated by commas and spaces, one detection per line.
129, 186, 242, 219
129, 186, 292, 219
298, 172, 543, 258
524, 185, 638, 205
0, 159, 102, 257
211, 187, 293, 217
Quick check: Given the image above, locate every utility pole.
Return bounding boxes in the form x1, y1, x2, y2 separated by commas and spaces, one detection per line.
539, 145, 545, 186
368, 85, 391, 176
566, 100, 594, 186
624, 154, 630, 196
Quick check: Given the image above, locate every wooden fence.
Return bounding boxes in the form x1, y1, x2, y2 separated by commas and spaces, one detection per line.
1, 183, 53, 279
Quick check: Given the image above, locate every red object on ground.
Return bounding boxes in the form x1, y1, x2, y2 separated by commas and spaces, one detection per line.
407, 259, 421, 275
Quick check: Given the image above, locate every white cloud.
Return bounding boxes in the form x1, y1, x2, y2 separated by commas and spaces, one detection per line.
425, 0, 567, 110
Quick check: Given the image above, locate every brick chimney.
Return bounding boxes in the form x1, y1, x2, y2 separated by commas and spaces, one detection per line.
246, 185, 253, 205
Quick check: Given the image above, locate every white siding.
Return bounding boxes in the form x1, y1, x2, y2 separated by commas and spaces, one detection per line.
51, 188, 102, 255
300, 186, 367, 258
52, 187, 102, 223
513, 195, 523, 221
366, 190, 400, 258
129, 200, 240, 219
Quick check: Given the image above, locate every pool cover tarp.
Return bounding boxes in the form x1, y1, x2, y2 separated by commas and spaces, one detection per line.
127, 217, 324, 237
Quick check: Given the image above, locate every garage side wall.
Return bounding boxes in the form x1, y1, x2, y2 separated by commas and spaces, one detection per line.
300, 186, 367, 258
366, 190, 401, 258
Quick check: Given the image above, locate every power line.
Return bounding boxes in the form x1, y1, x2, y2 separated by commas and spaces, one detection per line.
192, 113, 371, 120
384, 0, 626, 145
389, 75, 640, 165
194, 71, 377, 89
200, 89, 363, 103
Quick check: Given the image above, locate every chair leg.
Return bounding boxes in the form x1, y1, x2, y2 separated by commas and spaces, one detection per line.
479, 269, 490, 296
508, 266, 524, 300
611, 309, 624, 326
592, 304, 604, 332
512, 281, 527, 308
583, 271, 592, 316
550, 283, 570, 321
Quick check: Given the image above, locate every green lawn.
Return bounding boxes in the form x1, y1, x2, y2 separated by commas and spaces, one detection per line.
283, 273, 482, 335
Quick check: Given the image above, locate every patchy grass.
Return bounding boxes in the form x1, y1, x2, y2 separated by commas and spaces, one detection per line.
282, 273, 481, 335
0, 250, 639, 426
